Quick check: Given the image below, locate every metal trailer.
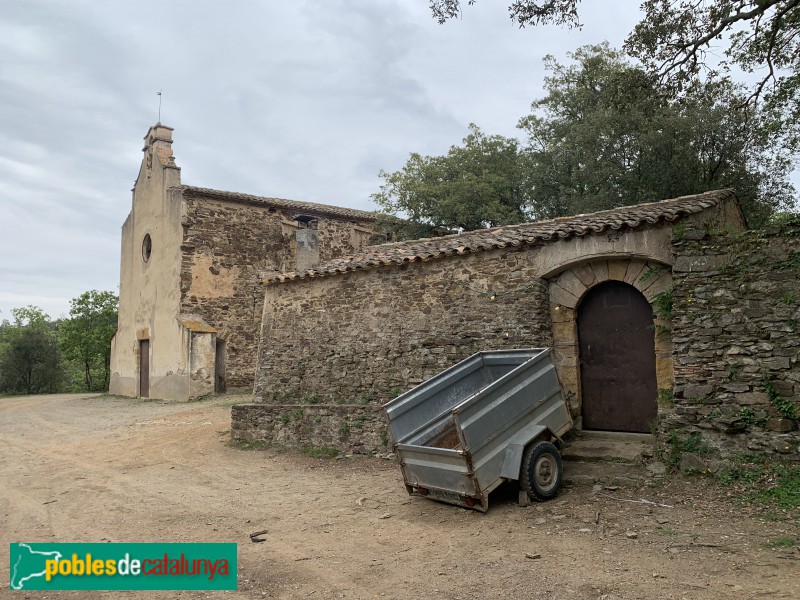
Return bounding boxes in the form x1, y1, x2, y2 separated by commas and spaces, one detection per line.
383, 349, 573, 512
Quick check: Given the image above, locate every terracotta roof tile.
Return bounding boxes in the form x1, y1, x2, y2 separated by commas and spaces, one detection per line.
182, 186, 377, 222
264, 189, 738, 284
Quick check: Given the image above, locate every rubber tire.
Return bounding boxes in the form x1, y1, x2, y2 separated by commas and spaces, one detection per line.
520, 441, 563, 502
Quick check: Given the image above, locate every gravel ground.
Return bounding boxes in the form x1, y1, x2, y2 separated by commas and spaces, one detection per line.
1, 393, 798, 599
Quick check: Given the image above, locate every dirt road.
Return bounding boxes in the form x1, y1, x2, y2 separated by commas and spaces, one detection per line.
1, 393, 798, 599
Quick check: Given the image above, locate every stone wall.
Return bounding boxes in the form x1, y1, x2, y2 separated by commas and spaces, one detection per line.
668, 221, 800, 458
231, 196, 776, 456
231, 404, 388, 455
235, 248, 553, 453
179, 195, 286, 390
317, 220, 374, 261
179, 193, 374, 391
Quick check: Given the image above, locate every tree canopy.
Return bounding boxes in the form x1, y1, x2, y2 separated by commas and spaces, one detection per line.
59, 290, 118, 392
520, 44, 794, 224
375, 44, 794, 232
0, 290, 118, 396
0, 307, 62, 394
627, 1, 800, 152
430, 1, 800, 150
372, 124, 531, 232
430, 0, 580, 27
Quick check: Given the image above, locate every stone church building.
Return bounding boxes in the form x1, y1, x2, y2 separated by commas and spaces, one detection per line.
109, 124, 376, 400
111, 124, 798, 458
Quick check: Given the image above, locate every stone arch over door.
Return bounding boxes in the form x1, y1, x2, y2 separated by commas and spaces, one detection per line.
547, 258, 673, 429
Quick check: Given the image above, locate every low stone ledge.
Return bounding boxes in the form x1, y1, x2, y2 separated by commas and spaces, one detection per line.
660, 416, 800, 460
231, 403, 390, 454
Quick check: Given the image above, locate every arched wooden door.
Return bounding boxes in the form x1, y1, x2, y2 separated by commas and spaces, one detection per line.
577, 281, 657, 432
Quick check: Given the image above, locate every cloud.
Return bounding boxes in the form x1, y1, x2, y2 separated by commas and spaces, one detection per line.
1, 0, 726, 320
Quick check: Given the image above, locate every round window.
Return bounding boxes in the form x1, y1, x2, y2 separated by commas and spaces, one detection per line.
142, 234, 152, 262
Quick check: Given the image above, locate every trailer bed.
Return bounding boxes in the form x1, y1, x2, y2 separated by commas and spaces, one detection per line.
384, 349, 572, 511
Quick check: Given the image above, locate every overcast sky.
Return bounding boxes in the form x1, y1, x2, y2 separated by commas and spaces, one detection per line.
0, 0, 788, 321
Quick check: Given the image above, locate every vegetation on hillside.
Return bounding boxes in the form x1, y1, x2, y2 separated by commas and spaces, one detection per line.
0, 291, 118, 395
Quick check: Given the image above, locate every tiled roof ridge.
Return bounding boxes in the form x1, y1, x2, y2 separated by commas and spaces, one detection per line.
263, 189, 737, 284
182, 185, 378, 222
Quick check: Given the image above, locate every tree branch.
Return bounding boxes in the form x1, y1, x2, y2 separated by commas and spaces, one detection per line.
655, 1, 789, 76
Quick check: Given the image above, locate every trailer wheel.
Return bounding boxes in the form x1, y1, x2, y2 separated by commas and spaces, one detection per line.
520, 441, 563, 501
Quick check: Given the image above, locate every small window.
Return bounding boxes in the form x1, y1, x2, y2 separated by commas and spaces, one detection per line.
142, 234, 152, 262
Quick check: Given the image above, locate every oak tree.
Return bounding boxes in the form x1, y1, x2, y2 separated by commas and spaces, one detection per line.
372, 124, 531, 232
0, 307, 62, 394
374, 44, 793, 230
430, 1, 800, 150
58, 290, 118, 392
520, 44, 794, 225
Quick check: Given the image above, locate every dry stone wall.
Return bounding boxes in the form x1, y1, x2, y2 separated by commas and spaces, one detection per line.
231, 404, 388, 456
233, 248, 553, 453
668, 221, 800, 459
179, 193, 373, 391
180, 196, 288, 390
317, 220, 373, 260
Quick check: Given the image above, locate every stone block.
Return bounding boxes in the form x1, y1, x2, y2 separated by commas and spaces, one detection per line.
655, 356, 674, 388
722, 384, 751, 393
684, 384, 713, 399
718, 417, 748, 434
551, 320, 576, 343
771, 381, 795, 396
680, 452, 709, 473
763, 357, 791, 370
672, 256, 691, 273
624, 260, 647, 286
643, 276, 671, 301
673, 254, 730, 273
766, 418, 794, 433
556, 269, 588, 300
557, 355, 579, 368
725, 346, 747, 355
549, 304, 575, 324
654, 335, 673, 354
681, 227, 708, 241
747, 342, 774, 353
549, 283, 580, 309
736, 392, 769, 406
607, 260, 628, 282
637, 266, 667, 293
559, 370, 579, 391
590, 260, 609, 283
573, 263, 597, 287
